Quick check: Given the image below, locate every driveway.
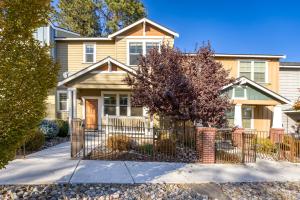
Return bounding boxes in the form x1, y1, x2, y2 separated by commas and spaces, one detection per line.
1, 142, 300, 184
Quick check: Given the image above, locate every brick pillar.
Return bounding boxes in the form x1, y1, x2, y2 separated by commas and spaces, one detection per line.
270, 128, 284, 144
232, 128, 244, 148
196, 127, 216, 164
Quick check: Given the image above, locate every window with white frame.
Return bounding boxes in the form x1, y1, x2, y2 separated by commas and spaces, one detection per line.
84, 43, 96, 63
103, 93, 143, 116
239, 60, 267, 83
128, 41, 161, 66
57, 91, 68, 111
103, 94, 117, 115
129, 42, 143, 66
233, 86, 246, 99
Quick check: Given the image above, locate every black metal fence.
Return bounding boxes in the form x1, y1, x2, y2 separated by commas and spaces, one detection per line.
215, 129, 257, 163
71, 119, 197, 163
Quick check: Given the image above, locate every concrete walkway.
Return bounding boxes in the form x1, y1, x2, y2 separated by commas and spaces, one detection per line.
1, 142, 300, 185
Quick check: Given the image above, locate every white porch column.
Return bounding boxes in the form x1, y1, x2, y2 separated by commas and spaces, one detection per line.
272, 105, 283, 128
68, 88, 77, 134
73, 88, 77, 118
234, 104, 243, 128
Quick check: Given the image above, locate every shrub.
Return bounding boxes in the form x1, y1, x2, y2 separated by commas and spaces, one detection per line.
257, 138, 277, 154
23, 129, 45, 152
39, 120, 59, 138
107, 135, 132, 151
139, 143, 154, 156
54, 119, 69, 137
156, 139, 176, 155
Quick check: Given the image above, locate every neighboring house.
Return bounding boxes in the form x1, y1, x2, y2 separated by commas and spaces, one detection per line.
44, 18, 290, 131
280, 62, 300, 134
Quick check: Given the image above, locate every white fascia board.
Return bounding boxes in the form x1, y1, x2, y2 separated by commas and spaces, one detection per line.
55, 37, 112, 41
58, 57, 136, 86
222, 77, 292, 105
108, 18, 179, 38
186, 53, 286, 59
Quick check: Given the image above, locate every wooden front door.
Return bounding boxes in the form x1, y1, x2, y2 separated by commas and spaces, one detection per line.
85, 99, 98, 129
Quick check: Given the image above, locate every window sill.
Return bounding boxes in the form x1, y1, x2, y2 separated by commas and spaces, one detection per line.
82, 62, 96, 64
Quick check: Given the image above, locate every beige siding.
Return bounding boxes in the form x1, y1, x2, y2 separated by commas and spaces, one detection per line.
46, 91, 56, 120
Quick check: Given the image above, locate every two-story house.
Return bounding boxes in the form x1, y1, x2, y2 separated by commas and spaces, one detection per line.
45, 18, 290, 131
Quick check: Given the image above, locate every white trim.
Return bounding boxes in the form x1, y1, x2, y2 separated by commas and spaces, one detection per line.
280, 65, 300, 69
58, 57, 136, 86
55, 37, 111, 41
83, 43, 96, 63
238, 60, 268, 84
127, 39, 162, 66
90, 71, 126, 74
57, 90, 68, 112
222, 77, 292, 105
187, 53, 286, 59
108, 18, 179, 38
116, 36, 169, 39
82, 96, 101, 127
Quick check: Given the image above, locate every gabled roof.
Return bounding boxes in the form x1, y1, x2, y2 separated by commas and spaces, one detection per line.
108, 18, 179, 38
58, 57, 136, 86
222, 76, 292, 104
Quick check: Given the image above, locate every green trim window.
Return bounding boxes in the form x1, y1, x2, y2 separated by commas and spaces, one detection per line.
239, 61, 267, 83
242, 106, 253, 129
233, 87, 246, 99
226, 106, 253, 129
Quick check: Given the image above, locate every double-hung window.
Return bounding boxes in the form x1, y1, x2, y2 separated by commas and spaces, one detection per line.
239, 60, 267, 83
103, 94, 117, 115
57, 91, 68, 112
129, 42, 143, 66
102, 93, 143, 116
84, 43, 96, 63
128, 41, 161, 66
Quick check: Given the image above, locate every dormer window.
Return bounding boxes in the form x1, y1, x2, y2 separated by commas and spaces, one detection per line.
128, 40, 161, 66
84, 43, 96, 63
239, 60, 268, 83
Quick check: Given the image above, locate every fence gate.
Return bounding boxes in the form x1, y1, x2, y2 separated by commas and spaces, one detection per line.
215, 129, 256, 163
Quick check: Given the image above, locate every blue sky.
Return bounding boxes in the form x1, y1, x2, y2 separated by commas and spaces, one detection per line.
53, 0, 300, 61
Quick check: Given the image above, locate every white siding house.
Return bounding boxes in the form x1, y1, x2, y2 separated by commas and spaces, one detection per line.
280, 62, 300, 133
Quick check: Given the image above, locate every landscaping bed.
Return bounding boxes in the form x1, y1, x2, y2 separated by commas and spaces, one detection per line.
1, 182, 300, 199
0, 184, 209, 200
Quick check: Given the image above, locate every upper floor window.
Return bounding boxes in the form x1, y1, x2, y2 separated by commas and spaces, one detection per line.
129, 42, 143, 66
84, 43, 96, 63
239, 60, 267, 83
57, 91, 68, 112
128, 41, 161, 66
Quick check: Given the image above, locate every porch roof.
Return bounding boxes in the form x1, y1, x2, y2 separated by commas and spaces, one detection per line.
222, 76, 292, 105
58, 57, 136, 87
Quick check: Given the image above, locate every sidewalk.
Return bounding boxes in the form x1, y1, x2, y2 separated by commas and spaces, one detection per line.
1, 142, 300, 185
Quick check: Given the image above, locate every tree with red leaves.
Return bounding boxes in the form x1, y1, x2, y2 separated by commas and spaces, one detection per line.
125, 44, 234, 127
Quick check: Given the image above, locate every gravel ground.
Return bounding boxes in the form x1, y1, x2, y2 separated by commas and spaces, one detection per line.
1, 182, 300, 200
218, 181, 300, 200
0, 184, 209, 200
